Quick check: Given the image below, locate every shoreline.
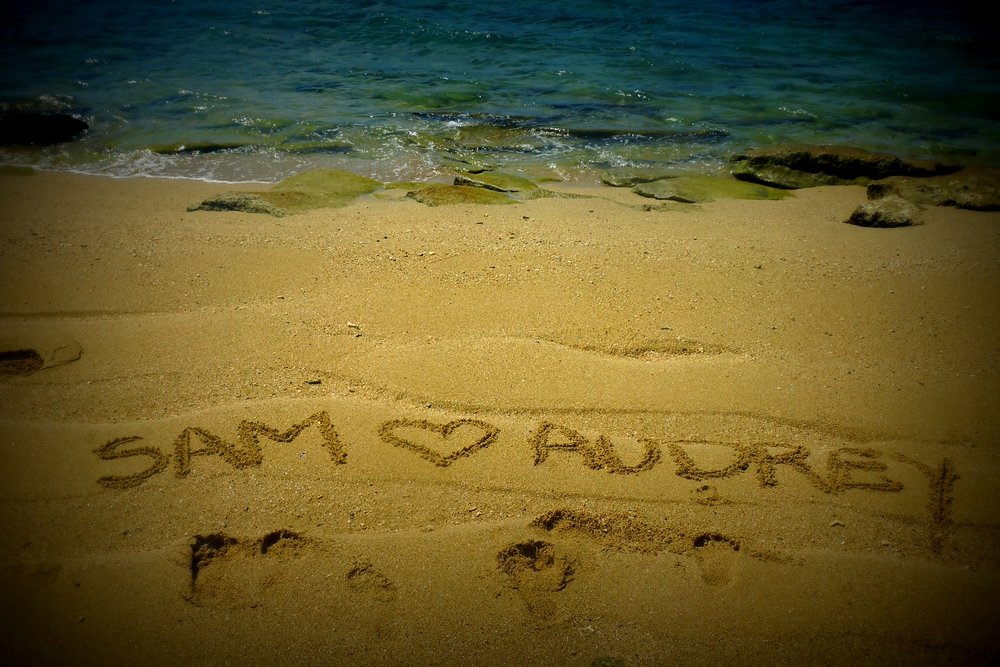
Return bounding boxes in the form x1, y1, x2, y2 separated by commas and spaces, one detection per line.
3, 135, 997, 196
4, 123, 996, 186
1, 169, 998, 664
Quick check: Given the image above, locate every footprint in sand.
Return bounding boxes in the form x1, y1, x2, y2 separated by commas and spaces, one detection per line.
346, 560, 397, 604
342, 559, 399, 644
692, 532, 742, 587
259, 528, 302, 556
187, 532, 239, 602
528, 509, 775, 590
185, 529, 305, 607
692, 484, 728, 506
497, 540, 574, 620
545, 331, 738, 360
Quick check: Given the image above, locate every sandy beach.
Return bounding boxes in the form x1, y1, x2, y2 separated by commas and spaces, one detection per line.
1, 169, 998, 665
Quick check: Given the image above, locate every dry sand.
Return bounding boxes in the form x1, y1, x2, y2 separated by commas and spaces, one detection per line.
1, 170, 998, 665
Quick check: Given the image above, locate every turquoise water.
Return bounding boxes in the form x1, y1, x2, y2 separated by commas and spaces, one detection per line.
1, 0, 997, 182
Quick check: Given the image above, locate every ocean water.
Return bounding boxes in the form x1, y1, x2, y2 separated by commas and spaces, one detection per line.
1, 0, 997, 183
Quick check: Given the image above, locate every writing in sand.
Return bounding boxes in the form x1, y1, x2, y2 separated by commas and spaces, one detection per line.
93, 411, 956, 527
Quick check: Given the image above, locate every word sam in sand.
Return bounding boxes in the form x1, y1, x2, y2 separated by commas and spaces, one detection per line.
94, 412, 344, 489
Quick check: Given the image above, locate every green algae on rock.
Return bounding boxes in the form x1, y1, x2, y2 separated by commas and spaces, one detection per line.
633, 175, 788, 203
730, 145, 957, 189
453, 171, 539, 193
868, 167, 1000, 211
188, 192, 290, 217
406, 184, 516, 206
451, 170, 557, 201
600, 169, 675, 188
189, 169, 383, 216
271, 169, 382, 208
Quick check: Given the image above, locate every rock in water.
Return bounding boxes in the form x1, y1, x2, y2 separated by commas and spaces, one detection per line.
600, 169, 675, 188
868, 167, 1000, 211
0, 112, 88, 145
730, 144, 957, 189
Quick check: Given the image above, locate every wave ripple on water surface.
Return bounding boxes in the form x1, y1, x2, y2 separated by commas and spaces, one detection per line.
0, 0, 996, 182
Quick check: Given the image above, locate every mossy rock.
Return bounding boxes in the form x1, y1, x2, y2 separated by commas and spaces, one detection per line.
870, 167, 1000, 211
406, 184, 515, 206
846, 195, 921, 228
272, 169, 382, 208
600, 169, 675, 187
633, 175, 788, 203
729, 163, 848, 189
383, 181, 434, 191
453, 171, 556, 200
274, 140, 354, 154
187, 192, 289, 217
454, 170, 536, 192
440, 153, 495, 173
189, 169, 383, 216
729, 144, 959, 189
450, 125, 550, 152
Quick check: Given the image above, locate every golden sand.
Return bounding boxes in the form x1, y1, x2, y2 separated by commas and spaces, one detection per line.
1, 171, 998, 664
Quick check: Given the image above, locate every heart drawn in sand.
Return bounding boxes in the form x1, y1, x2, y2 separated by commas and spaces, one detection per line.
379, 418, 499, 467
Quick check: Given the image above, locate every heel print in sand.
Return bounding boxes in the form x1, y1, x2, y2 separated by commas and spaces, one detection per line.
692, 533, 742, 587
497, 540, 574, 621
346, 560, 397, 604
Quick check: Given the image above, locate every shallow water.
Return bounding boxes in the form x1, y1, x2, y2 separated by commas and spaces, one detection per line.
1, 0, 996, 182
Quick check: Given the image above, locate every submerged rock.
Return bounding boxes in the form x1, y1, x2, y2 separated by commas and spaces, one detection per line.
730, 145, 957, 189
151, 142, 257, 154
406, 184, 515, 206
0, 112, 88, 146
600, 169, 674, 188
846, 195, 921, 228
633, 175, 789, 203
454, 171, 535, 192
450, 125, 551, 153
